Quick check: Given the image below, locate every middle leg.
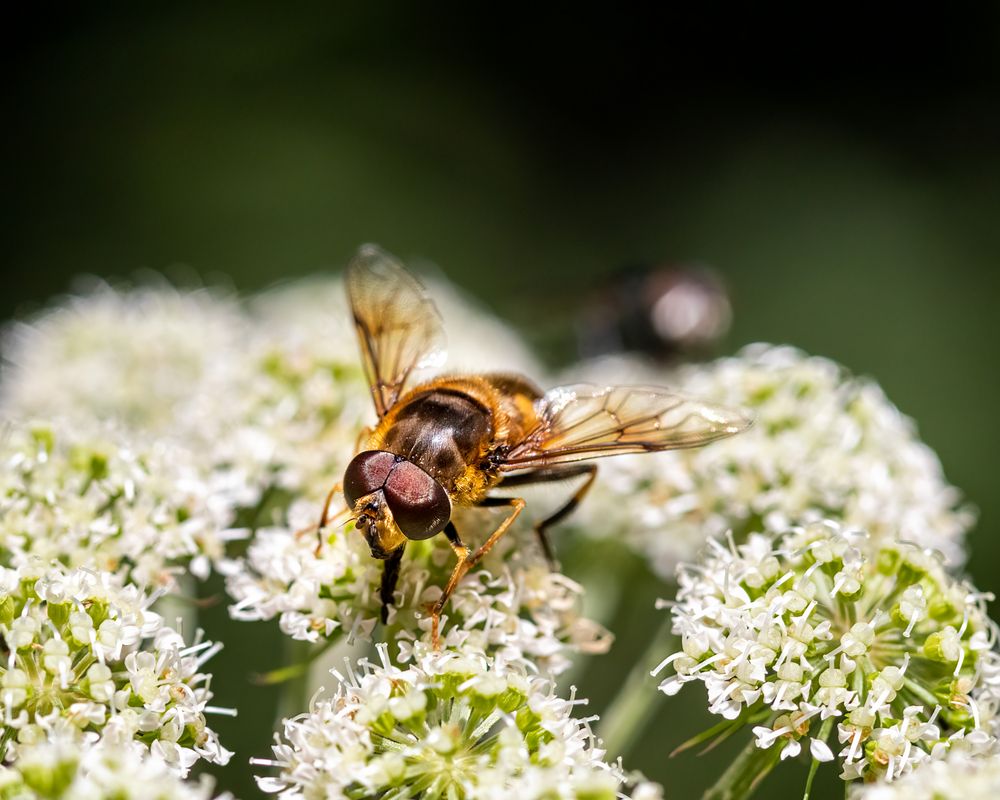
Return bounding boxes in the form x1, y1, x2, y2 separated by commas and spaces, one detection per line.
430, 498, 525, 648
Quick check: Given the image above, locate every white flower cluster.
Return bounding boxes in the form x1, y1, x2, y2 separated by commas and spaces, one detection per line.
0, 561, 231, 775
569, 345, 973, 578
227, 502, 610, 676
254, 644, 660, 800
0, 739, 230, 800
0, 421, 245, 587
851, 748, 1000, 800
0, 282, 252, 438
657, 520, 1000, 784
0, 284, 271, 583
0, 280, 333, 527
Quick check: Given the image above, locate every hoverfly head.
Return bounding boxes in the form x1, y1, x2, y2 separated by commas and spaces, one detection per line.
344, 450, 451, 558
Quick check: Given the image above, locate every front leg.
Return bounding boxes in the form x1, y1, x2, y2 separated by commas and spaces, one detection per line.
311, 482, 343, 556
429, 522, 469, 649
430, 500, 525, 649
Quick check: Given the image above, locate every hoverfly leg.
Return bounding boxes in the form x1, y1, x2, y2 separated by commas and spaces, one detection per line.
430, 500, 526, 650
430, 522, 470, 649
495, 465, 598, 570
532, 465, 597, 570
466, 497, 526, 568
314, 483, 343, 556
379, 546, 405, 624
318, 483, 343, 529
443, 521, 465, 550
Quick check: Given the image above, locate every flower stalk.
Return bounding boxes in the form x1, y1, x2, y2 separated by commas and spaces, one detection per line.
599, 615, 675, 757
702, 737, 783, 800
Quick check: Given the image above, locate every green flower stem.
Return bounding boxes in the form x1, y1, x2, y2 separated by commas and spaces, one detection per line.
803, 718, 834, 800
597, 614, 675, 757
702, 738, 783, 800
0, 726, 14, 762
268, 637, 338, 721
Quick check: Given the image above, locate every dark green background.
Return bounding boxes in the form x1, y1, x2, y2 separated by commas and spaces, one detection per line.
5, 5, 999, 798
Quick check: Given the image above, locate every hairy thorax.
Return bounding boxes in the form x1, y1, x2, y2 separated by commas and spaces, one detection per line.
369, 374, 541, 504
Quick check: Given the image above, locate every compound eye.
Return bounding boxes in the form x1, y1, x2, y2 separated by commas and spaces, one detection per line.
383, 460, 451, 540
343, 451, 397, 507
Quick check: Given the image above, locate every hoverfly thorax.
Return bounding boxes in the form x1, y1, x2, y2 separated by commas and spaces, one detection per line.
343, 450, 452, 558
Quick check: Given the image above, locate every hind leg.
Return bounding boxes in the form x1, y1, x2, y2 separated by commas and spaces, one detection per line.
496, 465, 597, 569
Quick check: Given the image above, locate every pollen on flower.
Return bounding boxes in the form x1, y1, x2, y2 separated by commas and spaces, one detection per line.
657, 520, 1000, 785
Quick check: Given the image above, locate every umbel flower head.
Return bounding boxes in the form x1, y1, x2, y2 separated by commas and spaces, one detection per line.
0, 283, 275, 540
253, 644, 661, 800
0, 560, 231, 775
657, 520, 1000, 785
569, 345, 973, 578
0, 282, 251, 436
0, 739, 230, 800
227, 502, 610, 676
0, 421, 246, 587
851, 749, 1000, 799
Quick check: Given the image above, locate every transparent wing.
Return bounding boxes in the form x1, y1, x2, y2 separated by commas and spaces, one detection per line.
346, 244, 446, 417
501, 383, 751, 469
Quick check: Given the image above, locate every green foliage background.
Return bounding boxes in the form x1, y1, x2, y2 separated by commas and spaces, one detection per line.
4, 5, 999, 798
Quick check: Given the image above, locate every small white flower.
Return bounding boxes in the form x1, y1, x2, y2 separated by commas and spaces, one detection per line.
252, 643, 658, 799
568, 345, 974, 577
657, 520, 1000, 785
0, 561, 231, 775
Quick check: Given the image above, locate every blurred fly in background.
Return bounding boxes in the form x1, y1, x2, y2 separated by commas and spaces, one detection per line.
576, 262, 731, 362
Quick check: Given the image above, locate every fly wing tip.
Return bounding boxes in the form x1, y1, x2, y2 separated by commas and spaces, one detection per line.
350, 244, 397, 275
357, 242, 384, 259
709, 404, 753, 436
727, 408, 754, 434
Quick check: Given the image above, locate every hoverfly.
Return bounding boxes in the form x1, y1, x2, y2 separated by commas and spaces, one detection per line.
321, 245, 751, 647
